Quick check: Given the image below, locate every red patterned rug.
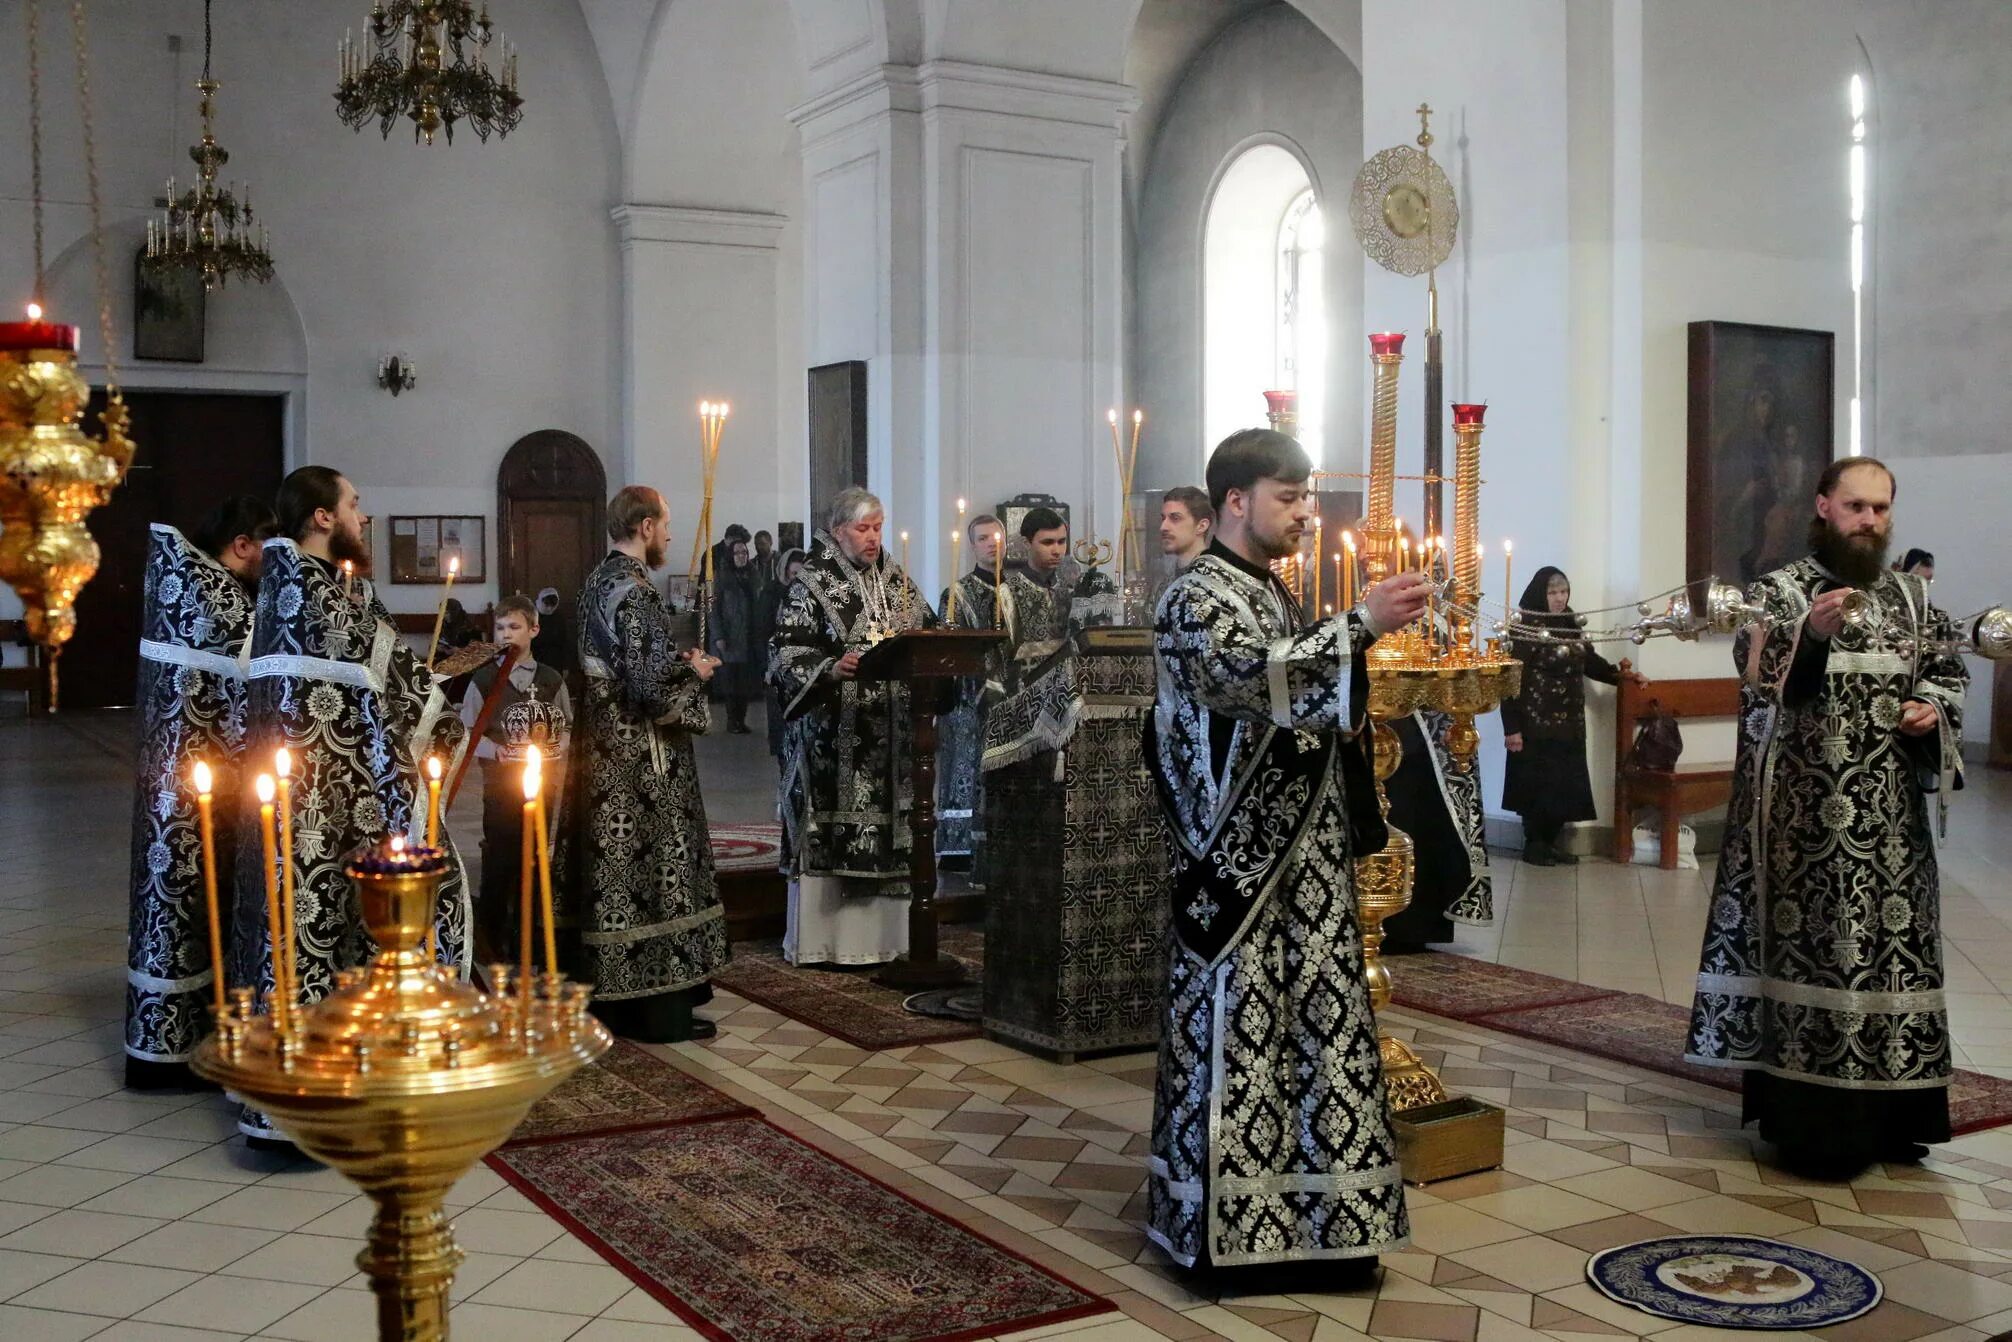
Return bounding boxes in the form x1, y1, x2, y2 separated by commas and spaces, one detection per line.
506, 1040, 753, 1145
1400, 958, 2012, 1137
489, 1116, 1113, 1342
1386, 950, 1614, 1019
711, 821, 782, 872
713, 927, 987, 1051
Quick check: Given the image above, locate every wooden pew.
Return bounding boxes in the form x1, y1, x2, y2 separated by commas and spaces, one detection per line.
1611, 659, 1740, 869
0, 619, 48, 715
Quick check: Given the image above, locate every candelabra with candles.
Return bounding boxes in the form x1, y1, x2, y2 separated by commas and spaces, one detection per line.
336, 0, 523, 145
190, 745, 607, 1342
142, 0, 275, 292
1344, 332, 1521, 1175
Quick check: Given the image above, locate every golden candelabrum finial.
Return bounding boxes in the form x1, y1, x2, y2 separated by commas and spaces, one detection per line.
193, 825, 608, 1342
1074, 537, 1114, 573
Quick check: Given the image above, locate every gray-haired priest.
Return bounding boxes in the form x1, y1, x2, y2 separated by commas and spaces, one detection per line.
1145, 428, 1427, 1279
769, 486, 935, 967
1686, 457, 1967, 1177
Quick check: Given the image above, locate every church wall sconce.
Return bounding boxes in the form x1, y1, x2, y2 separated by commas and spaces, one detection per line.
377, 352, 417, 395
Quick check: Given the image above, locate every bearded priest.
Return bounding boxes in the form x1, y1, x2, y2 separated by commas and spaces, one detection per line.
770, 487, 935, 967
562, 485, 729, 1044
229, 467, 469, 1145
1686, 456, 1967, 1177
1145, 429, 1427, 1277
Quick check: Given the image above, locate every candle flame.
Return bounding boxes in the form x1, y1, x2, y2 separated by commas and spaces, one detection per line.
698, 400, 710, 416
1107, 408, 1118, 425
900, 530, 909, 542
342, 559, 353, 575
390, 834, 406, 854
1345, 532, 1357, 552
447, 555, 460, 578
255, 774, 275, 804
426, 755, 442, 781
275, 747, 292, 779
192, 760, 213, 795
1133, 409, 1143, 426
956, 497, 966, 514
1504, 539, 1513, 555
26, 302, 43, 320
523, 744, 543, 800
719, 402, 729, 417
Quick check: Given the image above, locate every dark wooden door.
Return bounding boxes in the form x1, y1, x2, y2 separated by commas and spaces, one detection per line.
497, 430, 607, 621
65, 392, 285, 709
509, 500, 596, 612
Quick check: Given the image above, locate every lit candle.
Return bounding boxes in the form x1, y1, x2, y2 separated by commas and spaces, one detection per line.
527, 746, 557, 974
520, 751, 537, 1006
191, 761, 226, 1018
342, 559, 354, 600
992, 521, 1005, 630
0, 301, 80, 352
1344, 532, 1357, 611
424, 755, 443, 847
274, 749, 297, 1016
254, 774, 287, 1033
900, 530, 910, 574
947, 529, 961, 623
425, 554, 460, 670
1399, 536, 1410, 578
1503, 540, 1514, 618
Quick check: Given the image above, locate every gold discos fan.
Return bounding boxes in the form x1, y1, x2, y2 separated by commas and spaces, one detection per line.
1349, 104, 1458, 278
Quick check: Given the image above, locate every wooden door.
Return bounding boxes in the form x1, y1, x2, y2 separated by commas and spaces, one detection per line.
497, 430, 607, 619
63, 392, 285, 710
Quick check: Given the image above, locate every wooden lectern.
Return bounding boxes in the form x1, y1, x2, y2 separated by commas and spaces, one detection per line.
854, 628, 1006, 989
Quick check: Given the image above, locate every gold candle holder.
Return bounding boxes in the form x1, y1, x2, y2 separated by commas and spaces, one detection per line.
192, 839, 609, 1341
1362, 333, 1405, 583
0, 329, 135, 705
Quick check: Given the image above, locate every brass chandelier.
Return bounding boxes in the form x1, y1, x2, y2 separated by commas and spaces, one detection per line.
142, 0, 275, 292
336, 1, 522, 145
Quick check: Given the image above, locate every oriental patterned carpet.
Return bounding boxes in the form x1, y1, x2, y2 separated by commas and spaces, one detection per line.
1390, 953, 2012, 1136
506, 1039, 753, 1144
713, 927, 988, 1050
488, 1115, 1114, 1342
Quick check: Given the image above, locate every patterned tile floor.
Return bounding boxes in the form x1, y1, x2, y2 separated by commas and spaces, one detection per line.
5, 708, 2012, 1341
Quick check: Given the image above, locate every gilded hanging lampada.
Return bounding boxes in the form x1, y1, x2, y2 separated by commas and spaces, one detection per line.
337, 1, 523, 145
143, 0, 275, 293
1, 0, 135, 703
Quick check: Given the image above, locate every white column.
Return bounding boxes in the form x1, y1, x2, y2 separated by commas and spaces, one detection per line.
613, 204, 787, 570
793, 63, 1131, 596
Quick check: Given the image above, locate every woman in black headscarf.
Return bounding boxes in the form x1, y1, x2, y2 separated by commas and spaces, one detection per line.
1500, 566, 1646, 866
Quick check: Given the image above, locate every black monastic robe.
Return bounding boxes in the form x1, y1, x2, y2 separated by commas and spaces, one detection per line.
770, 541, 933, 887
1145, 547, 1408, 1268
1686, 559, 1967, 1156
126, 525, 255, 1070
229, 540, 469, 1139
562, 552, 729, 1001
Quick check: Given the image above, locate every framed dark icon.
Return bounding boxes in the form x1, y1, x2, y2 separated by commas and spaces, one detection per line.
808, 361, 868, 521
1686, 321, 1835, 587
776, 521, 805, 554
994, 493, 1071, 567
132, 249, 207, 362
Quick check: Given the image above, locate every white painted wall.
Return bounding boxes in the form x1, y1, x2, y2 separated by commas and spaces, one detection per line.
0, 0, 622, 615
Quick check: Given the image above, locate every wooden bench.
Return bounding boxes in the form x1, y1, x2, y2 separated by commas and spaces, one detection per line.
0, 620, 48, 715
1611, 659, 1740, 869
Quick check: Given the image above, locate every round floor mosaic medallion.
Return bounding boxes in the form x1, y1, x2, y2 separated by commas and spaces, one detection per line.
1586, 1236, 1882, 1329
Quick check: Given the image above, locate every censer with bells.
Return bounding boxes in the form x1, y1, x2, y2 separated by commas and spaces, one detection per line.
1, 0, 136, 708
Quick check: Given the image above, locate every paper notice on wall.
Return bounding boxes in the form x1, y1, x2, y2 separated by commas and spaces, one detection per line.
415, 518, 441, 573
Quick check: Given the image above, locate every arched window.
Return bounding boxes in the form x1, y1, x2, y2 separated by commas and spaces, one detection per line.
1277, 190, 1326, 465
1203, 144, 1324, 465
